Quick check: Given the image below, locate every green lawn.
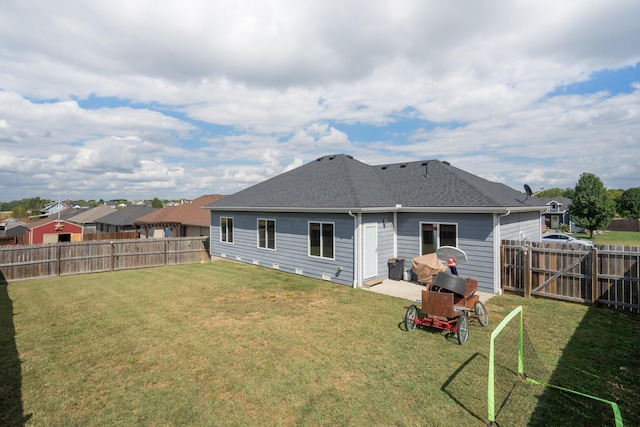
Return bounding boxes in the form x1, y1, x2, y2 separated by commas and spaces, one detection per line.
574, 230, 640, 245
2, 261, 639, 426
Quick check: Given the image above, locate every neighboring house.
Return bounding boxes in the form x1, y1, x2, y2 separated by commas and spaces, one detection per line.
39, 200, 69, 218
65, 204, 117, 233
0, 219, 27, 237
95, 206, 158, 233
25, 216, 84, 244
535, 197, 581, 232
205, 154, 545, 294
134, 194, 226, 238
105, 200, 129, 209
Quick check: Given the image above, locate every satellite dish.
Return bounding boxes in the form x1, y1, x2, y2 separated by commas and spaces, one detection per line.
521, 184, 533, 203
436, 246, 468, 263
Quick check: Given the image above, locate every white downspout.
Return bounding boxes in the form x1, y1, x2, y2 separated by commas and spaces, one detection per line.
493, 210, 511, 294
348, 211, 360, 288
393, 210, 398, 257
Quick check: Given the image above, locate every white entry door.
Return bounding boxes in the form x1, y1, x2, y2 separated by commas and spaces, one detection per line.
363, 223, 378, 279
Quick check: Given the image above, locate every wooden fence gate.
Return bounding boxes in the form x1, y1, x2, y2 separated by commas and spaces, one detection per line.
501, 240, 640, 312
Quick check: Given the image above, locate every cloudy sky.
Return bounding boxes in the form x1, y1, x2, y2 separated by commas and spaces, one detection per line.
1, 1, 639, 202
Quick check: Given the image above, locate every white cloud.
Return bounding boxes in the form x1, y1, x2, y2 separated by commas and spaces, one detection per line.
0, 0, 639, 200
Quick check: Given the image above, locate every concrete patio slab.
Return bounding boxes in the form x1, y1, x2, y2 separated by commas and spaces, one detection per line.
363, 279, 494, 304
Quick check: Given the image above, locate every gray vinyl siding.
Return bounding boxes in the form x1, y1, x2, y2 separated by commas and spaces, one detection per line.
210, 212, 355, 286
396, 212, 495, 293
500, 211, 541, 242
361, 212, 395, 281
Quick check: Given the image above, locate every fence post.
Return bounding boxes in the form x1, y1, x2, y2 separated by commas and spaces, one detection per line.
56, 243, 61, 277
110, 241, 115, 272
523, 244, 531, 298
591, 246, 599, 306
164, 240, 168, 266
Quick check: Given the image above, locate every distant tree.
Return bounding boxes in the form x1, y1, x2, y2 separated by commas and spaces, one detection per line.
11, 206, 28, 219
88, 200, 99, 208
151, 197, 164, 208
562, 187, 575, 199
568, 173, 615, 238
1, 197, 47, 216
617, 187, 640, 219
536, 188, 564, 198
534, 187, 575, 199
607, 189, 624, 216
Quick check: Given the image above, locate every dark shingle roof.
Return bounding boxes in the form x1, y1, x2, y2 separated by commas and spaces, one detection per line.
65, 204, 117, 224
135, 194, 225, 226
205, 154, 543, 212
96, 206, 158, 226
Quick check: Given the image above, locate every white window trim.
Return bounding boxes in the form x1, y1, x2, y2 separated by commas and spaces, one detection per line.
419, 221, 458, 254
257, 218, 276, 250
220, 216, 234, 244
308, 221, 336, 260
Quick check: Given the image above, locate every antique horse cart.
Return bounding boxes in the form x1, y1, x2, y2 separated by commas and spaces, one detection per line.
404, 247, 489, 345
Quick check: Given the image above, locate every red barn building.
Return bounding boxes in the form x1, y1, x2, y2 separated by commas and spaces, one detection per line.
25, 218, 83, 244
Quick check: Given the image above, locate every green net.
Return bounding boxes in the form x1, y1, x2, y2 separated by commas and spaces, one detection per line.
488, 306, 623, 427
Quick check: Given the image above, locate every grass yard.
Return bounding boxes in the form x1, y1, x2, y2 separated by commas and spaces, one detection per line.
574, 230, 640, 246
2, 261, 639, 426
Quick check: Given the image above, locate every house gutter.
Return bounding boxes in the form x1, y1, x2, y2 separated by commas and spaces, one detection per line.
206, 206, 542, 214
348, 211, 360, 288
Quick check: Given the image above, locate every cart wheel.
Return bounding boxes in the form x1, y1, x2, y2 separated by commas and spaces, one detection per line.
474, 301, 489, 327
457, 313, 469, 345
405, 305, 418, 331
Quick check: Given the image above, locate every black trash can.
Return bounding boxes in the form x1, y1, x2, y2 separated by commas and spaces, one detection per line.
387, 257, 405, 280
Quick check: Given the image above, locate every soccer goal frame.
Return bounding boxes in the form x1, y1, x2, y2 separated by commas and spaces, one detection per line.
487, 305, 623, 426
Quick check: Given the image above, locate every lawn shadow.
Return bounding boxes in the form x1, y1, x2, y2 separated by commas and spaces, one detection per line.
440, 352, 487, 424
525, 306, 640, 427
0, 271, 29, 426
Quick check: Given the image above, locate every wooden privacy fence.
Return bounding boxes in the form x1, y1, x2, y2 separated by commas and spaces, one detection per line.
501, 240, 640, 312
0, 237, 211, 283
82, 231, 138, 241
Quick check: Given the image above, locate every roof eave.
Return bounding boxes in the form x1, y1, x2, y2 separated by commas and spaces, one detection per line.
206, 205, 546, 214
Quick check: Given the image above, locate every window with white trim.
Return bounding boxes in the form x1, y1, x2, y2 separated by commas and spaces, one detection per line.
309, 222, 334, 259
258, 219, 276, 250
220, 217, 233, 243
420, 222, 457, 255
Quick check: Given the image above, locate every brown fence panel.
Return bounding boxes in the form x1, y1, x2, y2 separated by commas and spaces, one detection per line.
114, 239, 165, 271
0, 236, 24, 246
0, 237, 210, 283
59, 241, 113, 275
501, 240, 526, 294
0, 244, 59, 281
502, 240, 640, 312
82, 231, 138, 241
596, 244, 640, 311
606, 219, 640, 232
530, 242, 592, 304
166, 238, 211, 265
